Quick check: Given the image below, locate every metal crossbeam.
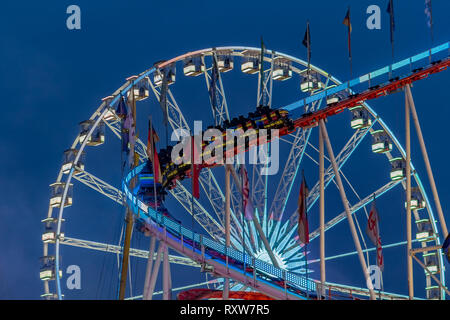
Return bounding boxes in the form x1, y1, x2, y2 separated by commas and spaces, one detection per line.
309, 179, 402, 241
72, 170, 124, 205
60, 237, 199, 267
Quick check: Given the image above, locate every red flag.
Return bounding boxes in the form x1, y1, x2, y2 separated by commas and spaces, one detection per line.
366, 200, 384, 272
191, 135, 201, 199
240, 164, 254, 220
147, 119, 161, 183
297, 173, 309, 244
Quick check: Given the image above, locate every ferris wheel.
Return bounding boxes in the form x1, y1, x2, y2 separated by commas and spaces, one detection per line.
40, 43, 449, 300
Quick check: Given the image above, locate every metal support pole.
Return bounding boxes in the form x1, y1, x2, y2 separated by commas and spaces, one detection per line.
147, 241, 164, 300
163, 244, 172, 300
143, 236, 157, 300
319, 119, 376, 300
405, 87, 414, 300
406, 85, 448, 238
319, 125, 326, 299
119, 80, 138, 300
223, 166, 231, 300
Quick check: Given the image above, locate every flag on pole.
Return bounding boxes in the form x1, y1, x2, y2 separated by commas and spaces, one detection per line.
191, 135, 201, 199
297, 172, 309, 244
302, 21, 311, 68
116, 95, 127, 119
366, 199, 384, 272
147, 118, 161, 183
259, 36, 266, 106
424, 0, 434, 44
122, 107, 133, 153
442, 233, 450, 264
240, 164, 254, 221
342, 6, 352, 75
209, 56, 219, 121
424, 0, 433, 28
128, 120, 136, 167
386, 0, 395, 59
160, 70, 169, 126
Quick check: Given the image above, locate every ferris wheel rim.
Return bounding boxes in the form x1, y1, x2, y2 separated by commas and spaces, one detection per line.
43, 45, 444, 300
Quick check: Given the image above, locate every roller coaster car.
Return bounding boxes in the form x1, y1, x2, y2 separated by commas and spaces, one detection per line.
161, 106, 293, 188
412, 67, 424, 73
431, 60, 442, 65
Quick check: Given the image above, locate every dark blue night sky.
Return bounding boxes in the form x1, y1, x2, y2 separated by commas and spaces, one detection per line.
0, 1, 449, 299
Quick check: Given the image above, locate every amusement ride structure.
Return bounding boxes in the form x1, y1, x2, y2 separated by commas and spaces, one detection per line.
40, 37, 450, 300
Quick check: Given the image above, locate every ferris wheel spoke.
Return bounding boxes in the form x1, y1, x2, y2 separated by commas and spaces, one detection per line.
250, 52, 274, 221
60, 237, 199, 267
168, 183, 227, 242
308, 238, 420, 265
202, 51, 230, 126
309, 179, 403, 242
72, 169, 124, 205
268, 79, 329, 239
287, 121, 377, 228
147, 76, 190, 134
269, 128, 309, 223
280, 178, 403, 256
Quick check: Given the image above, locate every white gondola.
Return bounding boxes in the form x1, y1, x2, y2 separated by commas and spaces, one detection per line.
217, 54, 234, 72
128, 77, 149, 101
79, 120, 105, 146
371, 130, 392, 153
39, 256, 62, 281
41, 218, 65, 243
50, 182, 73, 208
241, 52, 260, 74
154, 67, 176, 86
272, 58, 292, 81
423, 251, 439, 273
405, 187, 426, 210
62, 149, 85, 175
389, 157, 406, 181
426, 286, 440, 300
183, 57, 205, 77
40, 293, 60, 299
325, 85, 340, 104
101, 96, 116, 121
349, 105, 372, 129
415, 218, 433, 241
300, 72, 324, 92
103, 107, 116, 121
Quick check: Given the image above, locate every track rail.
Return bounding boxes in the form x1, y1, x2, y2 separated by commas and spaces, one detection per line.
290, 58, 450, 130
